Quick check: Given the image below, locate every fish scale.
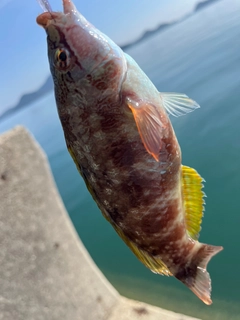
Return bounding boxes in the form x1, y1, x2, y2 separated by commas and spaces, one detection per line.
37, 0, 223, 305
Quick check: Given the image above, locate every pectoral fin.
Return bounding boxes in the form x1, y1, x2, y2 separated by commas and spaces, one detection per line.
160, 92, 200, 117
182, 165, 205, 240
126, 97, 164, 161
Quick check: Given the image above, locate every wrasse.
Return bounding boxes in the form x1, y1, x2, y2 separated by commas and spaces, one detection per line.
37, 0, 223, 305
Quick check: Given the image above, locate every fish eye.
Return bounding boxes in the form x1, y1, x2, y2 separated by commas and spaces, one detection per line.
54, 48, 71, 70
59, 51, 67, 62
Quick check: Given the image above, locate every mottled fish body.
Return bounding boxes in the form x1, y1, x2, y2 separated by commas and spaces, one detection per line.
37, 0, 223, 304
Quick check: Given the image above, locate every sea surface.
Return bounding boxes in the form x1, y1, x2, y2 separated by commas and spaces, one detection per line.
1, 0, 240, 319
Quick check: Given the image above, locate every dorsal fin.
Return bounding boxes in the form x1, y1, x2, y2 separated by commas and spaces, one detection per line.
113, 222, 172, 276
182, 165, 205, 240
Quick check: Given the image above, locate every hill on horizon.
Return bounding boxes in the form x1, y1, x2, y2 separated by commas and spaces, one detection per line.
121, 0, 220, 50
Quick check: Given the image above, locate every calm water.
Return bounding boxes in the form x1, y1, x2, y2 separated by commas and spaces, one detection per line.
1, 1, 240, 319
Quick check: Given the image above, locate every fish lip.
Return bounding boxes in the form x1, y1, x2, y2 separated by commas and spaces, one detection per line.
36, 12, 59, 28
37, 1, 77, 28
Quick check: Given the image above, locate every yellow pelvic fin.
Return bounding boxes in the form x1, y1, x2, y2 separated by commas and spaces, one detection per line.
114, 223, 172, 276
182, 165, 205, 240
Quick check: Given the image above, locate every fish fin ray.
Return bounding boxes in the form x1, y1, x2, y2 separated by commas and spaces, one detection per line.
176, 244, 223, 305
126, 97, 164, 161
160, 92, 200, 117
114, 222, 172, 276
182, 165, 205, 240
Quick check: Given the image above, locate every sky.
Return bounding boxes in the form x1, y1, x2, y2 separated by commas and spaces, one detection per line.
0, 0, 201, 114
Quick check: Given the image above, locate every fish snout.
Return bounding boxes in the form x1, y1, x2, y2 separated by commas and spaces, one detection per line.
36, 12, 59, 28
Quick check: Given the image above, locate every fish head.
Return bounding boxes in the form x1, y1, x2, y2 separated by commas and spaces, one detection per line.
36, 0, 127, 109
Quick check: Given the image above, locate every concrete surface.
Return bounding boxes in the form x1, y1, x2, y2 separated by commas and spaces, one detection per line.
0, 126, 200, 320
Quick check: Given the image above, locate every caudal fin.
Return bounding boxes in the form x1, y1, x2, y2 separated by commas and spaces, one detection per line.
175, 244, 223, 305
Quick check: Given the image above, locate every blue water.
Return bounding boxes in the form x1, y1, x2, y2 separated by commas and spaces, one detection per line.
1, 0, 240, 319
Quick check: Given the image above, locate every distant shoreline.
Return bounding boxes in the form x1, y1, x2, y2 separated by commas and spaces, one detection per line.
120, 0, 220, 50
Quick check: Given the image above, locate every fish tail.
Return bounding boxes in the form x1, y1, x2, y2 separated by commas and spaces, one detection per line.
175, 243, 223, 305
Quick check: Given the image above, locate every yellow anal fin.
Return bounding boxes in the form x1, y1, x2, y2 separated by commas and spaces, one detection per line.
114, 223, 172, 276
182, 165, 205, 240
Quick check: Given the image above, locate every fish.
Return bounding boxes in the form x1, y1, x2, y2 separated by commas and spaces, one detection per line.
36, 0, 223, 305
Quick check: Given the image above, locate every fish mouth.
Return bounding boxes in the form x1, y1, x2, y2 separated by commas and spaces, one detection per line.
36, 12, 55, 28
36, 0, 76, 28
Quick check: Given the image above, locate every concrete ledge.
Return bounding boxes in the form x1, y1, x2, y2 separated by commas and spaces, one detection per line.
0, 126, 199, 320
